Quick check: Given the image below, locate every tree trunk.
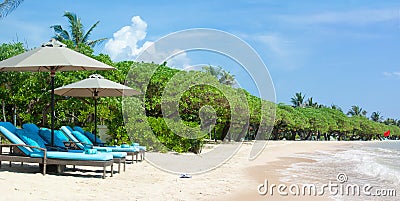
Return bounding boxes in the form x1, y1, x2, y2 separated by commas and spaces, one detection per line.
291, 130, 296, 140
221, 122, 230, 141
2, 100, 6, 122
13, 104, 17, 126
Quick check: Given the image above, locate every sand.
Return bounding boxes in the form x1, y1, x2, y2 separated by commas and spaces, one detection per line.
0, 141, 357, 201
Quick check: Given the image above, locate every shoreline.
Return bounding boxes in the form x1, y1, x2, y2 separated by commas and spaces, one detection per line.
0, 141, 379, 200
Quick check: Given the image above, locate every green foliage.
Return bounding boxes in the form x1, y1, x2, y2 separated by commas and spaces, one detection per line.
1, 37, 398, 156
51, 11, 107, 48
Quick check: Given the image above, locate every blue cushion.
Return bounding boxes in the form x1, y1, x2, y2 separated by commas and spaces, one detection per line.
93, 147, 112, 152
110, 152, 127, 158
60, 126, 78, 141
30, 151, 113, 161
61, 126, 84, 149
0, 122, 18, 134
121, 144, 130, 148
73, 126, 85, 134
22, 123, 40, 134
65, 126, 74, 132
71, 131, 93, 145
84, 131, 104, 144
0, 126, 33, 154
84, 149, 98, 154
108, 146, 140, 152
15, 129, 46, 149
38, 129, 66, 148
54, 130, 70, 142
18, 135, 43, 152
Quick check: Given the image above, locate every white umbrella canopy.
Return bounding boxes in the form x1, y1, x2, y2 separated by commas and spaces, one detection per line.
53, 74, 140, 97
0, 39, 115, 146
54, 74, 140, 145
0, 39, 115, 71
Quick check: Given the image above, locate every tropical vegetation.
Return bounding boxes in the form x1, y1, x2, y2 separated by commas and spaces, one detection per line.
0, 12, 398, 154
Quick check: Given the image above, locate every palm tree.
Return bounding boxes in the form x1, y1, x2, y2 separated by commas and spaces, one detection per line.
219, 70, 236, 86
202, 65, 236, 86
347, 105, 367, 117
330, 104, 343, 112
51, 11, 107, 48
370, 111, 383, 122
305, 97, 318, 108
0, 0, 24, 19
383, 118, 397, 126
291, 92, 305, 107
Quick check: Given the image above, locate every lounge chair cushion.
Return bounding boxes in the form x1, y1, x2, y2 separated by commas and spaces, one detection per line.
54, 130, 70, 142
73, 126, 85, 134
73, 126, 104, 144
61, 126, 79, 142
22, 123, 40, 135
65, 126, 74, 132
72, 131, 93, 146
93, 147, 112, 152
30, 151, 113, 161
17, 135, 44, 152
15, 129, 47, 150
0, 122, 18, 134
0, 126, 33, 155
84, 149, 98, 154
109, 152, 127, 158
38, 129, 66, 148
84, 131, 104, 144
94, 146, 140, 153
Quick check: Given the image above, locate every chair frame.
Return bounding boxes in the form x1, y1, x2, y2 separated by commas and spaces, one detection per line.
0, 143, 114, 179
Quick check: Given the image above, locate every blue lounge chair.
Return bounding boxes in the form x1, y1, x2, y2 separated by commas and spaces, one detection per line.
0, 123, 114, 178
61, 126, 141, 163
22, 123, 126, 173
73, 126, 146, 161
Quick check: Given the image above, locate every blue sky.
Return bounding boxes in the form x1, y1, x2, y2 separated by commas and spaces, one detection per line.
1, 0, 400, 119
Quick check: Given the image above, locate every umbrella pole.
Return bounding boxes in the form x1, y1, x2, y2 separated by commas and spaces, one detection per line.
94, 94, 98, 146
50, 69, 55, 147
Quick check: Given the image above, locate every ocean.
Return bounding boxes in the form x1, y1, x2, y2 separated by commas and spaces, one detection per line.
279, 141, 400, 201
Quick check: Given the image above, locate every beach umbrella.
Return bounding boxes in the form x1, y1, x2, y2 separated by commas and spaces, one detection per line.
54, 74, 140, 145
0, 39, 115, 146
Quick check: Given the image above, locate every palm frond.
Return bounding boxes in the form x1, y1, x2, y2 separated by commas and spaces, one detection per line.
87, 38, 108, 47
50, 25, 70, 40
82, 21, 100, 44
63, 11, 83, 45
0, 0, 24, 19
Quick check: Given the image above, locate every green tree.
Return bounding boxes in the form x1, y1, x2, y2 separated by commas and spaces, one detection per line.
202, 65, 236, 86
370, 111, 383, 122
347, 105, 367, 117
383, 118, 397, 126
305, 97, 318, 108
51, 11, 107, 48
291, 92, 305, 107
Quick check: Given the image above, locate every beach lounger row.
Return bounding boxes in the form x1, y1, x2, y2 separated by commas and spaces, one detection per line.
0, 122, 147, 179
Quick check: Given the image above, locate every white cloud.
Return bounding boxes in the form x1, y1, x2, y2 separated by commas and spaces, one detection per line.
103, 16, 153, 61
254, 34, 288, 57
165, 51, 191, 69
383, 72, 400, 78
279, 9, 398, 26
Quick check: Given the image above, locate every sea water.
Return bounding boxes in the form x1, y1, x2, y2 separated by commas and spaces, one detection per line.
279, 141, 400, 201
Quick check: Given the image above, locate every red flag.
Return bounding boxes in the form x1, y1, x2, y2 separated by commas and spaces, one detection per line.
384, 130, 390, 137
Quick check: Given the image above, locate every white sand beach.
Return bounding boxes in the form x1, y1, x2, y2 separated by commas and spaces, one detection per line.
0, 141, 361, 201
